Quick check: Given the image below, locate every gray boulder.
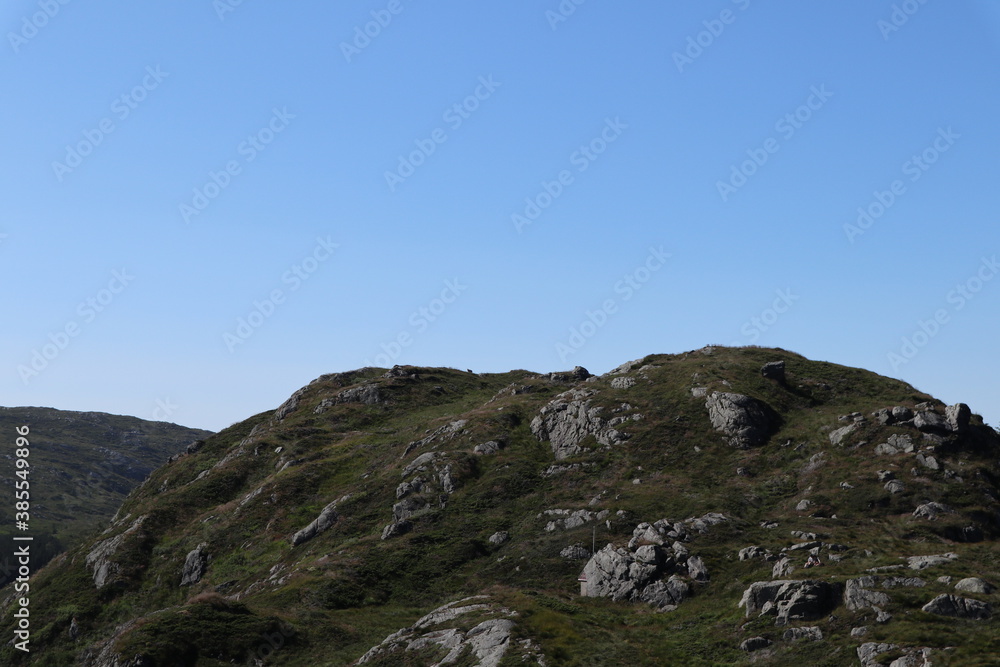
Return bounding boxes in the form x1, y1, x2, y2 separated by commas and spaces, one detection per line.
581, 545, 649, 602
639, 576, 690, 610
738, 580, 839, 626
761, 361, 785, 382
473, 440, 505, 455
829, 423, 858, 446
844, 577, 891, 611
686, 555, 709, 582
858, 642, 899, 667
945, 403, 971, 432
560, 544, 591, 560
921, 594, 991, 620
581, 541, 692, 611
179, 543, 209, 586
548, 366, 592, 382
885, 480, 905, 494
488, 531, 509, 546
881, 577, 925, 589
739, 637, 772, 652
892, 406, 913, 422
782, 626, 822, 641
610, 376, 636, 390
912, 502, 952, 521
914, 410, 948, 433
954, 577, 994, 594
907, 553, 958, 570
380, 520, 412, 540
291, 500, 340, 546
705, 392, 774, 449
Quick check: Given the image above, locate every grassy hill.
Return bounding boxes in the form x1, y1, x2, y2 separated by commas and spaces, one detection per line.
4, 347, 999, 666
0, 407, 212, 587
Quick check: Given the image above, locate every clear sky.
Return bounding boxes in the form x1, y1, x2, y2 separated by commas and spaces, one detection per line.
2, 1, 998, 433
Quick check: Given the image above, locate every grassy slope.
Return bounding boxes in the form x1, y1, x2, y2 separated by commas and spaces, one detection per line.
3, 348, 999, 666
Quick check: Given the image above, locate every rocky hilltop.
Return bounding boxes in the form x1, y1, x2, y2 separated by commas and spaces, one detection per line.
3, 347, 999, 666
0, 407, 212, 588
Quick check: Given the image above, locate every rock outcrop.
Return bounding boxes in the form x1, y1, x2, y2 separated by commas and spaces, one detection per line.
357, 596, 542, 666
954, 577, 994, 594
530, 389, 631, 459
738, 580, 839, 626
921, 594, 992, 619
291, 499, 342, 546
906, 553, 958, 570
705, 392, 775, 449
179, 543, 209, 586
761, 360, 786, 383
315, 383, 383, 413
844, 576, 891, 611
84, 515, 147, 589
579, 519, 721, 613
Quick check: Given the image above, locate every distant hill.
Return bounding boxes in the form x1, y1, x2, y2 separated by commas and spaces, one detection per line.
4, 348, 1000, 666
0, 407, 212, 587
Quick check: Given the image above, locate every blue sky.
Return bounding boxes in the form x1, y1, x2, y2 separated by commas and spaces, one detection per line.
2, 1, 998, 432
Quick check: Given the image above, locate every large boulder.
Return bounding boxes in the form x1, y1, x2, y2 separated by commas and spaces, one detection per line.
954, 577, 994, 594
921, 594, 991, 620
581, 545, 656, 603
945, 403, 971, 433
761, 361, 786, 383
179, 543, 209, 586
844, 576, 891, 611
738, 580, 839, 626
914, 410, 948, 434
581, 535, 699, 611
705, 392, 775, 449
739, 637, 772, 652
